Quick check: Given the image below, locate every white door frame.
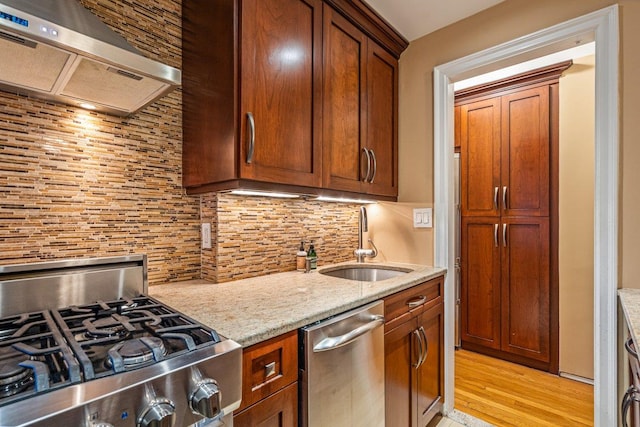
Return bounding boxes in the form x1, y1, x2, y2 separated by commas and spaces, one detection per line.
433, 6, 619, 426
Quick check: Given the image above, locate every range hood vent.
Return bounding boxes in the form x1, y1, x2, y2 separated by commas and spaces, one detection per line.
0, 0, 181, 116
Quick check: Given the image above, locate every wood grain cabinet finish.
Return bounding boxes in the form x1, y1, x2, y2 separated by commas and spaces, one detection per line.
234, 331, 298, 427
182, 0, 322, 193
234, 383, 298, 427
384, 276, 444, 427
183, 0, 406, 198
322, 5, 398, 197
457, 70, 564, 372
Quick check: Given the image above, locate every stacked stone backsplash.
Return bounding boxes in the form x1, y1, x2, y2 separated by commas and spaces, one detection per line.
0, 0, 201, 285
0, 0, 360, 285
202, 193, 359, 283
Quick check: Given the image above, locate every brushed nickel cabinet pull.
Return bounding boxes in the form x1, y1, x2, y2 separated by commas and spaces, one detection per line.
407, 295, 427, 308
419, 326, 428, 365
503, 186, 508, 210
494, 187, 499, 210
362, 148, 372, 182
246, 112, 255, 164
503, 223, 507, 247
412, 329, 424, 368
369, 149, 377, 183
494, 224, 499, 247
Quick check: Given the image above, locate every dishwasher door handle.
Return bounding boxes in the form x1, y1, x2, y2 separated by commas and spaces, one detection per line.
313, 315, 385, 352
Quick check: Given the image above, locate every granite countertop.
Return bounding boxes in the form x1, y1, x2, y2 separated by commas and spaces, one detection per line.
150, 262, 446, 347
619, 289, 640, 346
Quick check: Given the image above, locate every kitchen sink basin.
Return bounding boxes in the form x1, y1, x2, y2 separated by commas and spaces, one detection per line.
320, 265, 412, 282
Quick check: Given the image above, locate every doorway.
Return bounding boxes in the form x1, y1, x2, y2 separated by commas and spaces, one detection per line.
432, 6, 619, 426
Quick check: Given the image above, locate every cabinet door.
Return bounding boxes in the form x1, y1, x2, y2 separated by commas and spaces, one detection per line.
460, 216, 501, 350
384, 318, 418, 427
322, 4, 368, 193
366, 41, 398, 197
460, 97, 501, 217
501, 217, 550, 363
234, 382, 298, 427
501, 86, 550, 217
240, 0, 323, 187
416, 303, 444, 427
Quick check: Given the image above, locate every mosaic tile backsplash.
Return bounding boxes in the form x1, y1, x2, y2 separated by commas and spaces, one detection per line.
206, 194, 359, 283
0, 0, 360, 284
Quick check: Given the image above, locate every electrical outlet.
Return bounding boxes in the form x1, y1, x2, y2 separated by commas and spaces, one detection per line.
201, 223, 212, 249
413, 208, 433, 228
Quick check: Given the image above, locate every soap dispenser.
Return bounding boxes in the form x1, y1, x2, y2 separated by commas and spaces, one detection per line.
296, 241, 307, 271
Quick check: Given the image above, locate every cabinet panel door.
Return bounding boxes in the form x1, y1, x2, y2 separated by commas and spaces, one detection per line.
366, 41, 398, 197
501, 86, 550, 217
322, 5, 368, 193
384, 318, 418, 427
416, 304, 444, 427
501, 217, 550, 362
460, 217, 501, 349
234, 382, 298, 427
460, 98, 501, 217
240, 0, 322, 186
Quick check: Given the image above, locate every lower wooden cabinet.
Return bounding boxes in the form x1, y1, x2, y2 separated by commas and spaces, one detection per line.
461, 216, 553, 371
233, 276, 446, 427
384, 277, 444, 426
234, 331, 298, 427
234, 382, 298, 427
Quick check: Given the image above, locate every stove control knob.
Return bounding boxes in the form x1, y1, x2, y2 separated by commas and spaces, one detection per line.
89, 422, 114, 427
137, 397, 176, 427
189, 379, 221, 419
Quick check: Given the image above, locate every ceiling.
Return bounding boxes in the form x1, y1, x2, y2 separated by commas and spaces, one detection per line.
365, 0, 506, 41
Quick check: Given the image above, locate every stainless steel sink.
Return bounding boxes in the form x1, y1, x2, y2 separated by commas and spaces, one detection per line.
320, 266, 412, 282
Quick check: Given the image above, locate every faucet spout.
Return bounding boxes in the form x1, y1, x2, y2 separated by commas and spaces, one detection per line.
358, 206, 367, 251
355, 206, 377, 263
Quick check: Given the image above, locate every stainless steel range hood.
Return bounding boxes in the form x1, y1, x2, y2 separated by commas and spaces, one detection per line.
0, 0, 181, 116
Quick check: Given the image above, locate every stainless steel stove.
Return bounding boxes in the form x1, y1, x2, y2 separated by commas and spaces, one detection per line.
0, 255, 242, 427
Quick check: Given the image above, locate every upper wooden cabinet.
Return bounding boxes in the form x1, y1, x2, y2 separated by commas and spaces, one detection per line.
182, 0, 407, 197
239, 0, 323, 188
322, 5, 398, 197
182, 0, 322, 192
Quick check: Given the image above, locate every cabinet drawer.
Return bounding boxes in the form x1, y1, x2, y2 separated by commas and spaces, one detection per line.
384, 277, 443, 329
234, 382, 298, 427
237, 330, 298, 412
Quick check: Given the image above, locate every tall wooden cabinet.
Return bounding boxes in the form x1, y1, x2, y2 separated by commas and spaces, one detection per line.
456, 63, 570, 372
182, 0, 406, 198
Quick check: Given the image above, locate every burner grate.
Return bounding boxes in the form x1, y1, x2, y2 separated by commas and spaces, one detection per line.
52, 296, 222, 381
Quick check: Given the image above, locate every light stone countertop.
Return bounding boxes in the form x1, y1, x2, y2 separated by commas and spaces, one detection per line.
619, 289, 640, 346
150, 262, 446, 347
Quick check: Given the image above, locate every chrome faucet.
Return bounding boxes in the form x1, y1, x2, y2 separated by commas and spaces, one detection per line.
354, 206, 378, 263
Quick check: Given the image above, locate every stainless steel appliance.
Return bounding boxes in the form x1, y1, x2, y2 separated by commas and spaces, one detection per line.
454, 152, 461, 348
300, 300, 385, 427
0, 0, 181, 116
0, 255, 241, 427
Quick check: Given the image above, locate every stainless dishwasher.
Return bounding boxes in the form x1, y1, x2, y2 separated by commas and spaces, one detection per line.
300, 300, 385, 427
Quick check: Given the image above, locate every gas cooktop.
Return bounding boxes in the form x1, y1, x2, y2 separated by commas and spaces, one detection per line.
0, 255, 242, 427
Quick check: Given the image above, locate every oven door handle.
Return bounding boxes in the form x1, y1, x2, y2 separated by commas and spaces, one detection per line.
313, 315, 384, 352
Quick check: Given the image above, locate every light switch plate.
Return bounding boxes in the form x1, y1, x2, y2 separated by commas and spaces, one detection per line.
201, 223, 212, 249
413, 208, 433, 228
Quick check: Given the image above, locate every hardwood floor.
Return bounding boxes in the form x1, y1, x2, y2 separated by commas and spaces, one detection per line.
454, 349, 593, 426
